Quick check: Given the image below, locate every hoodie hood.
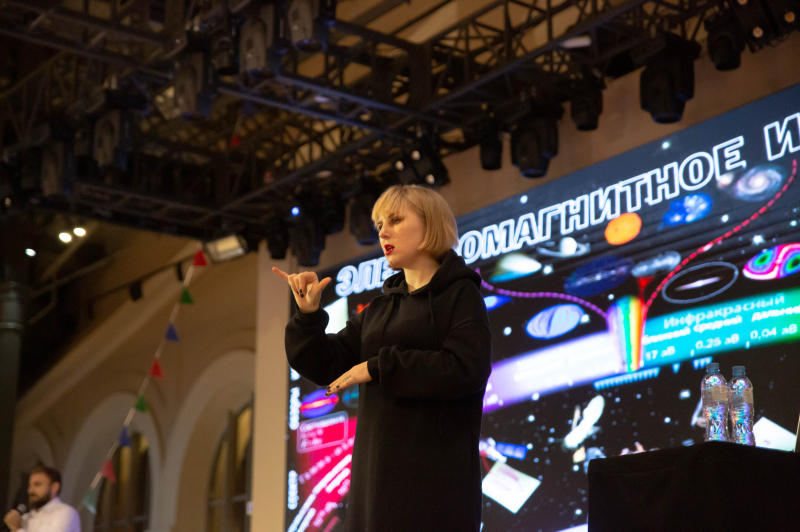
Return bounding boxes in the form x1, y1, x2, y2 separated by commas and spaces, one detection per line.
382, 249, 482, 296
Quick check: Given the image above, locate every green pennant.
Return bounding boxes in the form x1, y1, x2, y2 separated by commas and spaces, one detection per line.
135, 395, 148, 413
82, 488, 98, 515
180, 288, 194, 305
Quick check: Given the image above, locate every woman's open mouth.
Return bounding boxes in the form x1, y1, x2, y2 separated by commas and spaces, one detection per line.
384, 245, 395, 255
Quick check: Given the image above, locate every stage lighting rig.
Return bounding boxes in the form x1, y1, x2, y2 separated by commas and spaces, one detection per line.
393, 144, 450, 188
705, 11, 747, 71
41, 142, 76, 197
174, 53, 216, 119
267, 220, 290, 260
239, 2, 284, 76
286, 0, 336, 53
636, 34, 700, 124
479, 120, 503, 171
570, 78, 604, 131
290, 209, 326, 267
349, 191, 379, 246
93, 110, 137, 169
511, 103, 562, 178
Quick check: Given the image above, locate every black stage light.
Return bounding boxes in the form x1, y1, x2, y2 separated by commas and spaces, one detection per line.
268, 221, 289, 260
286, 0, 336, 53
571, 82, 604, 131
638, 36, 701, 124
290, 211, 325, 267
317, 191, 346, 235
705, 11, 747, 71
479, 120, 503, 171
349, 192, 379, 246
211, 34, 238, 76
762, 0, 800, 36
511, 105, 562, 178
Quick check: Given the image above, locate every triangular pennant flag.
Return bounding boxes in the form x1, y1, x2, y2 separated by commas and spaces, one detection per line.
193, 250, 208, 267
101, 459, 117, 484
165, 324, 180, 343
119, 428, 132, 448
149, 359, 165, 379
135, 395, 148, 413
82, 488, 98, 515
180, 288, 194, 305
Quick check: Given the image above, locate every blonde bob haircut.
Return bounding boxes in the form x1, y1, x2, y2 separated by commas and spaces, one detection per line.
372, 184, 459, 260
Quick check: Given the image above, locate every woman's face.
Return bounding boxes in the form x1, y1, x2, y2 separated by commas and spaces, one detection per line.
375, 203, 427, 269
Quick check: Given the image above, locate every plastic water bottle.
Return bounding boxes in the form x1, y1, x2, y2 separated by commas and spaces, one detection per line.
701, 363, 729, 442
728, 366, 755, 446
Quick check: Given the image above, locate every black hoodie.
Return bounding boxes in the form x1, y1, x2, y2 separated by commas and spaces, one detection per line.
286, 249, 493, 532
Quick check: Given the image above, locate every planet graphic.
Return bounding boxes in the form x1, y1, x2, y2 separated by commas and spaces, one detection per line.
662, 262, 739, 304
490, 253, 542, 282
605, 213, 642, 245
564, 257, 634, 297
299, 389, 339, 418
718, 164, 787, 202
632, 251, 681, 278
743, 243, 800, 280
525, 304, 585, 339
536, 237, 591, 258
484, 295, 512, 311
661, 193, 712, 227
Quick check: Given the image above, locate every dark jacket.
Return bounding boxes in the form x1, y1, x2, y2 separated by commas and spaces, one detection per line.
286, 249, 493, 532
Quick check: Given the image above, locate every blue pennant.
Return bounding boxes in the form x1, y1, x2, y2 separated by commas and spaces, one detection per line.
165, 324, 180, 343
119, 428, 132, 448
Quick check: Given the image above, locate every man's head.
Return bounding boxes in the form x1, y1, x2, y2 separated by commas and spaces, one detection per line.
27, 466, 61, 510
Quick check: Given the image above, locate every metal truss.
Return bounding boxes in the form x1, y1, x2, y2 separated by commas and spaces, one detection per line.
0, 0, 731, 243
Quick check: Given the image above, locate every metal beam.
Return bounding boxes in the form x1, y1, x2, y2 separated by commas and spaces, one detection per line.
6, 0, 173, 47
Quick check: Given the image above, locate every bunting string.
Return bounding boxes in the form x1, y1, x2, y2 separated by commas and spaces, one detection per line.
76, 247, 209, 514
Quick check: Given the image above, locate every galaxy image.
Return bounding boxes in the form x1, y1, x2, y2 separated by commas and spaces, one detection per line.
285, 84, 800, 532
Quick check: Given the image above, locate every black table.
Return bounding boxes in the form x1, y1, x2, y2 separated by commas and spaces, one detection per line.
588, 442, 800, 532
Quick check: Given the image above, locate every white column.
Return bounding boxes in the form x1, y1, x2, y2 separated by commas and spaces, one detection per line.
251, 241, 291, 530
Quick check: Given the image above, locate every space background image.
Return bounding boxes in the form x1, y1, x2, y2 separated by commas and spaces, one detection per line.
284, 83, 800, 532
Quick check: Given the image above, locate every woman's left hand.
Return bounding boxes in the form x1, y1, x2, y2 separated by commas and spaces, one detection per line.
326, 361, 372, 396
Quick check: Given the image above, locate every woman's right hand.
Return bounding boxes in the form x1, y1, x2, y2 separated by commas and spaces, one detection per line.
272, 267, 332, 313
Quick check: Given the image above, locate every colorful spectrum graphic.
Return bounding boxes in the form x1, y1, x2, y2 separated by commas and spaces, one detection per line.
607, 296, 644, 372
743, 243, 800, 280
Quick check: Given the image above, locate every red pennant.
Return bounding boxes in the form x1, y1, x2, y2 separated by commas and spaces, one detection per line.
149, 359, 165, 379
101, 459, 117, 484
193, 250, 208, 267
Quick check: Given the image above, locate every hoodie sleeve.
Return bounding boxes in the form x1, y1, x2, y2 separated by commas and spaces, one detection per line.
367, 282, 492, 399
285, 301, 365, 387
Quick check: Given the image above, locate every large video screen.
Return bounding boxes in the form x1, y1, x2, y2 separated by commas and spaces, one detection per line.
284, 84, 800, 532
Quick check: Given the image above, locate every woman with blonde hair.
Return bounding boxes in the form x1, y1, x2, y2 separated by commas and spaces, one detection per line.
274, 184, 492, 532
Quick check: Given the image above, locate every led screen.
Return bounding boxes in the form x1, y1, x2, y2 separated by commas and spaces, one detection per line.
285, 83, 800, 532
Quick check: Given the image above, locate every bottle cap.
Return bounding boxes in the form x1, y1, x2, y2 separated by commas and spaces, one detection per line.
706, 362, 720, 373
732, 365, 746, 377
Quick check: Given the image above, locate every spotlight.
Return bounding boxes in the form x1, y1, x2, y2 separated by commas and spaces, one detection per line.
394, 144, 449, 187
59, 232, 72, 243
174, 53, 215, 119
479, 120, 503, 171
349, 192, 379, 246
317, 191, 346, 236
290, 213, 325, 267
25, 248, 35, 257
73, 227, 86, 237
729, 0, 780, 50
267, 222, 289, 260
93, 110, 136, 168
211, 34, 238, 76
570, 81, 604, 131
129, 280, 143, 302
240, 3, 279, 75
291, 206, 300, 216
205, 234, 248, 262
286, 0, 336, 53
639, 38, 700, 124
705, 11, 746, 71
511, 104, 562, 178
